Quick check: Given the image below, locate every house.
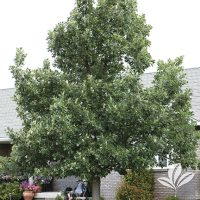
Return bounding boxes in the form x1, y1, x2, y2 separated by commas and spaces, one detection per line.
141, 67, 200, 200
0, 67, 200, 200
101, 67, 200, 200
0, 88, 22, 156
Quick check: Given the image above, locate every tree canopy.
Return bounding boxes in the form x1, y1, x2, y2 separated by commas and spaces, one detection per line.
9, 0, 197, 199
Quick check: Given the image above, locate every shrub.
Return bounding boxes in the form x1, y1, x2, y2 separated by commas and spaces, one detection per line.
0, 181, 22, 200
55, 195, 63, 200
116, 182, 146, 200
0, 156, 21, 176
125, 169, 154, 192
0, 156, 26, 184
165, 196, 180, 200
116, 169, 154, 200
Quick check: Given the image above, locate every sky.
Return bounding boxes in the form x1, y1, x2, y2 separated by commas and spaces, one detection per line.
0, 0, 200, 89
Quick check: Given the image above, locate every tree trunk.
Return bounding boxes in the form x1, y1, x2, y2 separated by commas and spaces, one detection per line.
92, 177, 100, 200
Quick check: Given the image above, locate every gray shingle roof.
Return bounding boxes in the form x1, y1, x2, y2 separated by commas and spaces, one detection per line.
141, 67, 200, 123
0, 88, 22, 138
0, 67, 199, 139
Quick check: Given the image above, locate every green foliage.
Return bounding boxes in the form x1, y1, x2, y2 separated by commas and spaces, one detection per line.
0, 156, 21, 176
47, 0, 152, 81
195, 131, 200, 139
0, 156, 26, 185
0, 182, 22, 200
116, 170, 154, 200
116, 182, 149, 200
55, 195, 63, 200
8, 1, 198, 200
149, 58, 197, 168
125, 169, 154, 193
165, 196, 180, 200
82, 198, 103, 200
9, 0, 197, 193
0, 156, 10, 174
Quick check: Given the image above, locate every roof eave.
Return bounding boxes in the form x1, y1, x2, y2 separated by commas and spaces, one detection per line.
0, 138, 11, 144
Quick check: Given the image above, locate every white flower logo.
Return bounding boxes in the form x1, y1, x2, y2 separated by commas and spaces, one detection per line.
158, 164, 195, 196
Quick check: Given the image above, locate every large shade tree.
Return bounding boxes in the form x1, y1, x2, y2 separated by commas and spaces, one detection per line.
9, 0, 197, 199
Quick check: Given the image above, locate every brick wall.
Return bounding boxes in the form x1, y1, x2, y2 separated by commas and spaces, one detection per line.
53, 176, 79, 191
154, 169, 200, 200
99, 169, 200, 200
52, 140, 200, 199
52, 172, 123, 200
196, 140, 200, 159
99, 140, 200, 200
52, 169, 200, 200
100, 171, 123, 200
